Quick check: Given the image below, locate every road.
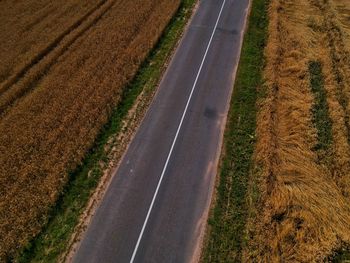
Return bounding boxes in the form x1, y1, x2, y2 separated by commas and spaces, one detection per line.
72, 0, 249, 262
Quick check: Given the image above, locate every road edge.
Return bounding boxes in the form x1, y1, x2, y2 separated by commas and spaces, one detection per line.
64, 2, 199, 262
193, 0, 252, 262
201, 0, 269, 261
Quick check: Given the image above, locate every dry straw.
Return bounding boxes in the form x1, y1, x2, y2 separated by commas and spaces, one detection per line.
245, 0, 350, 262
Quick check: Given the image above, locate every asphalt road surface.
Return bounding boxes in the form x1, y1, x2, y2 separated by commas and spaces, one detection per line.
72, 0, 249, 262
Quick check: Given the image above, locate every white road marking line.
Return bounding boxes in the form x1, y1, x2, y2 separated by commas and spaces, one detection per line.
129, 0, 227, 261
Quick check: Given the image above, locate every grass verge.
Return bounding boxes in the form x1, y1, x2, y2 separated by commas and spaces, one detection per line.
15, 1, 196, 262
309, 61, 333, 153
332, 246, 350, 262
203, 0, 269, 261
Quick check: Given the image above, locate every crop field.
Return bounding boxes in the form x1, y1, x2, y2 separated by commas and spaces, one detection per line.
0, 0, 180, 260
245, 0, 350, 261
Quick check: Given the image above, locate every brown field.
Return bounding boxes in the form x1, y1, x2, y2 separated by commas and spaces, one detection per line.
245, 0, 350, 261
0, 0, 180, 260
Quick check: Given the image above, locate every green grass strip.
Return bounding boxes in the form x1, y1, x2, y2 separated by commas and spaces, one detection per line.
203, 0, 269, 262
16, 1, 196, 262
332, 249, 350, 263
309, 61, 333, 152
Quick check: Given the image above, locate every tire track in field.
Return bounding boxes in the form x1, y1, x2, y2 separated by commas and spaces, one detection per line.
31, 0, 163, 166
0, 0, 119, 116
0, 0, 106, 94
20, 4, 57, 34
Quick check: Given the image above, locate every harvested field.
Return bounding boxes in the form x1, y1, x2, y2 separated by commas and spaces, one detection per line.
0, 0, 180, 260
245, 0, 350, 261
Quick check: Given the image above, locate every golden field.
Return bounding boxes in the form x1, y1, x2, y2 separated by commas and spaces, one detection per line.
245, 0, 350, 261
0, 0, 180, 260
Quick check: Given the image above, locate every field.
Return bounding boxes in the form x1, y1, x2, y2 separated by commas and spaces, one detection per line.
205, 0, 350, 262
247, 0, 350, 261
0, 0, 180, 260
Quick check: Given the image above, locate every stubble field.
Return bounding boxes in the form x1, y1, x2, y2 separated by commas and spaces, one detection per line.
0, 0, 180, 260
